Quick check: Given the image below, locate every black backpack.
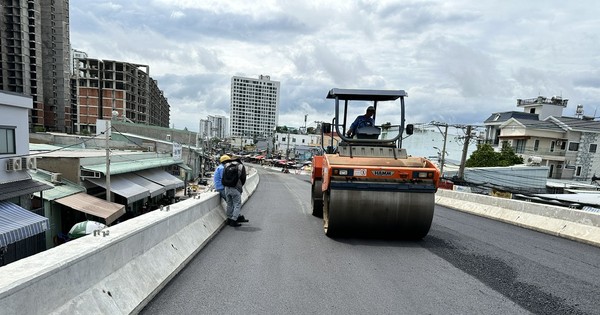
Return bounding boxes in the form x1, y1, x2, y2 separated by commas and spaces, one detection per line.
222, 161, 239, 187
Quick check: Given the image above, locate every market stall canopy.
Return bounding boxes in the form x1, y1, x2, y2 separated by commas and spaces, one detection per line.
136, 169, 184, 191
87, 176, 150, 204
0, 201, 49, 247
119, 173, 166, 198
55, 193, 125, 225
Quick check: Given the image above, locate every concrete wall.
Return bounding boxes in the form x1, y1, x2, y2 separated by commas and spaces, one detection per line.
436, 189, 600, 247
0, 168, 259, 314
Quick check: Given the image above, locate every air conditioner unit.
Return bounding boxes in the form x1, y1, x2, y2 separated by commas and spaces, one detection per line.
50, 173, 62, 183
556, 140, 563, 146
23, 157, 37, 170
5, 157, 22, 171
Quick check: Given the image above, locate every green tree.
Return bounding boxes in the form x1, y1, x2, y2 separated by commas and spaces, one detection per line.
498, 141, 524, 166
465, 142, 523, 167
465, 143, 499, 167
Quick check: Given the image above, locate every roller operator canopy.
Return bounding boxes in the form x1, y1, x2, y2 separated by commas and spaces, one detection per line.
326, 89, 407, 101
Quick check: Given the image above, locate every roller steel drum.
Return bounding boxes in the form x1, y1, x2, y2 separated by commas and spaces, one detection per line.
323, 188, 435, 238
311, 179, 324, 217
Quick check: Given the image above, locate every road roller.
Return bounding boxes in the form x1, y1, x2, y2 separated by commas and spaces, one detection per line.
311, 88, 440, 238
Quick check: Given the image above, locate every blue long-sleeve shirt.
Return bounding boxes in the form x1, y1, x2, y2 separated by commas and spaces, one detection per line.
348, 114, 375, 136
213, 164, 225, 190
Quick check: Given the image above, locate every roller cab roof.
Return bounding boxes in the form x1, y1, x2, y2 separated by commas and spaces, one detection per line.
326, 88, 407, 101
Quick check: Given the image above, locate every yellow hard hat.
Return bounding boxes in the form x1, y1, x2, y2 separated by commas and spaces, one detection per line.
219, 155, 231, 163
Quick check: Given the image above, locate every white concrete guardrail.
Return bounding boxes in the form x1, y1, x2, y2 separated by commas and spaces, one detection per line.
436, 189, 600, 247
0, 168, 259, 315
2, 171, 599, 314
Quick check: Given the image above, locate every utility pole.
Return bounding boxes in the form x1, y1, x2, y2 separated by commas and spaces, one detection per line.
458, 125, 473, 180
431, 122, 449, 177
286, 130, 291, 160
105, 120, 111, 202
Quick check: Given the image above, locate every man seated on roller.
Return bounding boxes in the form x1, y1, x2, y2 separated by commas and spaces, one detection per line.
346, 106, 375, 138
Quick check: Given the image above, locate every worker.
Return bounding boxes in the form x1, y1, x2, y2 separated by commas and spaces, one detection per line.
213, 154, 230, 200
346, 105, 375, 137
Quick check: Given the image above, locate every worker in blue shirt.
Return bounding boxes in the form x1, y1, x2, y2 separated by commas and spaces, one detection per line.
346, 106, 375, 137
213, 154, 230, 199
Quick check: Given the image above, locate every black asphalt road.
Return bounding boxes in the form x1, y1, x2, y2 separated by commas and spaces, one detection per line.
142, 166, 600, 315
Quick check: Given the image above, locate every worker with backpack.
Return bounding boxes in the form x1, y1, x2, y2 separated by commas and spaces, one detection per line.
221, 155, 248, 227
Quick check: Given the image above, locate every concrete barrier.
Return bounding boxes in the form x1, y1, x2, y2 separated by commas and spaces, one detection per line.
0, 168, 259, 314
436, 189, 600, 247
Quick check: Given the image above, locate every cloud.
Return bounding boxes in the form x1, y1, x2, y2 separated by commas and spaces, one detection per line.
69, 0, 600, 133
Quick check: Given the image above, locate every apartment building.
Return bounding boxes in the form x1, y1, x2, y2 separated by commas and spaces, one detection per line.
0, 0, 71, 133
72, 57, 170, 133
200, 115, 228, 139
230, 75, 279, 138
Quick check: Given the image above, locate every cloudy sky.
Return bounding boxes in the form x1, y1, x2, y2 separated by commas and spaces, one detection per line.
70, 0, 600, 133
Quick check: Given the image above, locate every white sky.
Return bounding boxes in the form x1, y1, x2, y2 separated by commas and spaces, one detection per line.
70, 0, 600, 133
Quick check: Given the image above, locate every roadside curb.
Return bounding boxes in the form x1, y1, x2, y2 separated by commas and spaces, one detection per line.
436, 189, 600, 248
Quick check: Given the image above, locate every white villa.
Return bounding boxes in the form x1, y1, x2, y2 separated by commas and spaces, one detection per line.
484, 96, 600, 181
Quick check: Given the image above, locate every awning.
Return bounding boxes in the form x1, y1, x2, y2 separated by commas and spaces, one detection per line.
87, 176, 150, 204
136, 169, 184, 190
119, 173, 166, 198
0, 179, 53, 201
0, 201, 49, 247
55, 193, 125, 225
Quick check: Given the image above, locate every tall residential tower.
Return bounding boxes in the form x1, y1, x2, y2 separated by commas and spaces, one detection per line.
230, 75, 279, 138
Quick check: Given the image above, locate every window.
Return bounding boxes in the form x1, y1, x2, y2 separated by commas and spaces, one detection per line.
530, 108, 536, 114
550, 141, 555, 152
590, 144, 597, 153
568, 142, 579, 151
576, 166, 582, 177
515, 139, 526, 153
534, 139, 539, 151
0, 127, 16, 154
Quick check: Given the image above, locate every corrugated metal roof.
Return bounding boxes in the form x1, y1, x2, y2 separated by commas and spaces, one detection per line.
136, 169, 184, 190
0, 179, 53, 201
82, 157, 181, 175
87, 176, 150, 204
31, 171, 85, 201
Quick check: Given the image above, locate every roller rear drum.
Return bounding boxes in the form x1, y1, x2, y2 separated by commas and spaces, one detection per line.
324, 188, 434, 238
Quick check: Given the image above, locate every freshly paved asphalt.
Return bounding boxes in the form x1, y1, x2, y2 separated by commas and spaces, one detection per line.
142, 166, 600, 315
